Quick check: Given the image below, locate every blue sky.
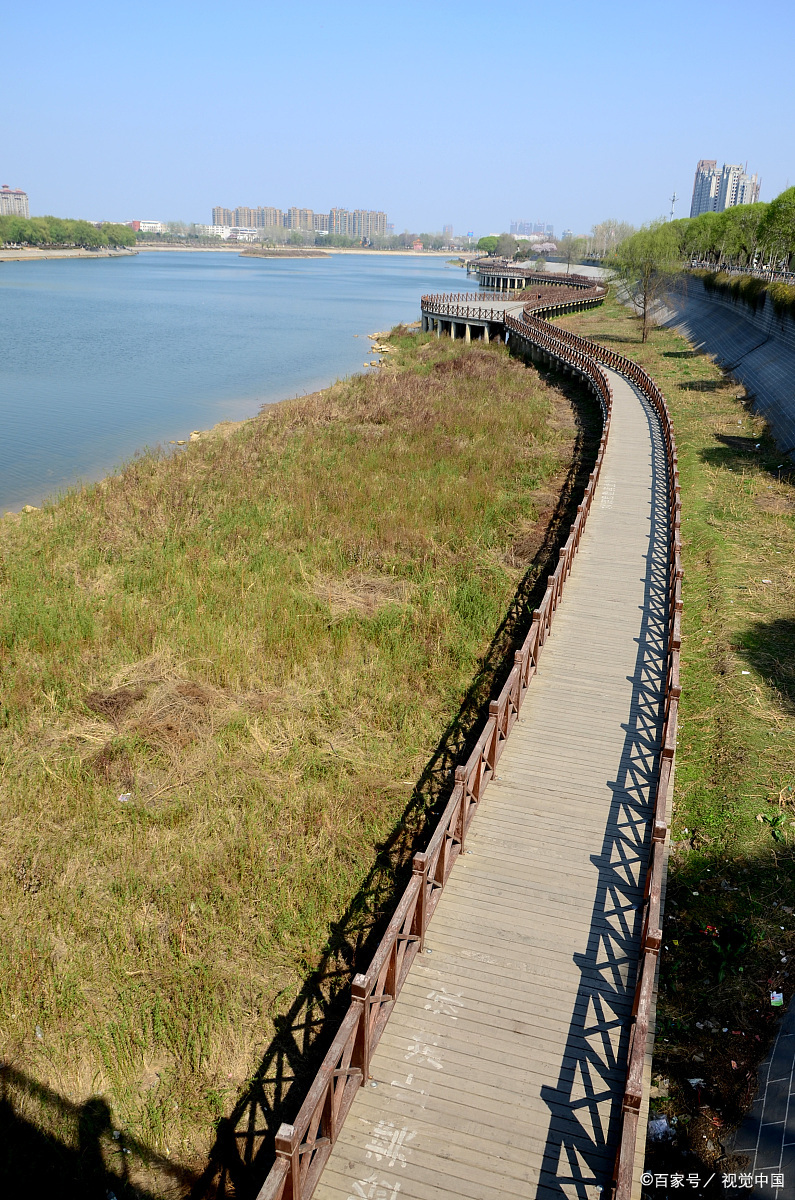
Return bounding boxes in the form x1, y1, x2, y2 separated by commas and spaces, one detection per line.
3, 0, 792, 236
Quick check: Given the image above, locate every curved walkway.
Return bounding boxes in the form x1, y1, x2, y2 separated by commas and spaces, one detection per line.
310, 368, 669, 1200
259, 284, 680, 1200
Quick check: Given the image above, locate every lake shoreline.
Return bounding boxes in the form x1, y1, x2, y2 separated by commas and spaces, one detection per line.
0, 251, 458, 513
0, 247, 138, 263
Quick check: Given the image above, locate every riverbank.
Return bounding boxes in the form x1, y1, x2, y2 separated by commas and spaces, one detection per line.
0, 247, 138, 262
136, 243, 474, 257
0, 327, 599, 1198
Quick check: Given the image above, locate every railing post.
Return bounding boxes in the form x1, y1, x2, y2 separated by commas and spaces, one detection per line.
411, 852, 428, 949
274, 1123, 300, 1200
351, 979, 371, 1082
455, 764, 468, 850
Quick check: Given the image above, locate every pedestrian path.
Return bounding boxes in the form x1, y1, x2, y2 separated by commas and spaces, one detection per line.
312, 369, 670, 1200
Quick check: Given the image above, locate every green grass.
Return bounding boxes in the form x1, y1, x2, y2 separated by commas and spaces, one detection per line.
0, 330, 594, 1195
561, 291, 795, 1169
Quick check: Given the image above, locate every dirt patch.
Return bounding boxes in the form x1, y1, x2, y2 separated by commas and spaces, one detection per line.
312, 572, 412, 620
755, 492, 795, 515
84, 685, 147, 720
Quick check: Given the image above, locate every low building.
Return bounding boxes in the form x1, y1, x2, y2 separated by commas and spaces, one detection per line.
0, 185, 30, 218
195, 224, 232, 239
138, 220, 166, 235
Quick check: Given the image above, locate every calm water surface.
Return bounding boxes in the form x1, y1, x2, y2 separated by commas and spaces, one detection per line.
0, 251, 468, 511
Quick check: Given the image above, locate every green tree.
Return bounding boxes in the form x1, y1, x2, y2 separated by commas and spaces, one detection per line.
477, 235, 499, 255
589, 219, 635, 258
559, 234, 585, 274
611, 220, 682, 342
758, 187, 795, 269
495, 233, 518, 258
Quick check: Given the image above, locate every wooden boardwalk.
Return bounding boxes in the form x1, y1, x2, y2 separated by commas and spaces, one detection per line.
312, 368, 670, 1200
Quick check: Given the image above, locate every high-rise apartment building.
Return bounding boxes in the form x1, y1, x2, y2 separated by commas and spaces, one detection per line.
259, 207, 283, 228
313, 213, 329, 232
510, 220, 555, 238
213, 206, 233, 226
0, 184, 29, 218
718, 163, 761, 210
689, 160, 760, 217
285, 207, 314, 231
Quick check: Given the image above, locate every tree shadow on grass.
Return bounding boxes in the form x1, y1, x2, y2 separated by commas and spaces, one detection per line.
678, 379, 726, 392
738, 617, 795, 712
699, 435, 795, 485
188, 372, 603, 1200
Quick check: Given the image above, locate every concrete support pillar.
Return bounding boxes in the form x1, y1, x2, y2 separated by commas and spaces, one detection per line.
465, 324, 471, 343
436, 318, 441, 338
450, 321, 457, 340
483, 325, 490, 344
421, 315, 428, 332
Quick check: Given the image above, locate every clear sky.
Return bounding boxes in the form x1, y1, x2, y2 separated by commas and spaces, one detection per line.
3, 0, 792, 237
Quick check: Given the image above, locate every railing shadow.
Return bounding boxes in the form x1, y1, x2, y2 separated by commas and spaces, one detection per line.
188, 373, 603, 1200
0, 1061, 195, 1200
537, 381, 671, 1197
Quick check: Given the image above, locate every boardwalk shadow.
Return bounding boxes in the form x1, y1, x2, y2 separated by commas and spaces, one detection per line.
188, 376, 603, 1200
537, 383, 670, 1198
0, 1061, 193, 1199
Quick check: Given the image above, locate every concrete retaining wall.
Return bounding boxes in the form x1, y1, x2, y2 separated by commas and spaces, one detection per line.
657, 275, 795, 456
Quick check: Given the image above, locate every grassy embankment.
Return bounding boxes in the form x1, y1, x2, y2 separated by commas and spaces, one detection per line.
0, 331, 598, 1197
697, 269, 795, 321
560, 291, 795, 1171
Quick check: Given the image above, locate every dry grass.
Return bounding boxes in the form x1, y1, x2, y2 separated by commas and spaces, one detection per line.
0, 331, 589, 1196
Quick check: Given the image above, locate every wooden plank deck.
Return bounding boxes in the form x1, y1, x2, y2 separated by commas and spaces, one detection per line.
313, 367, 670, 1200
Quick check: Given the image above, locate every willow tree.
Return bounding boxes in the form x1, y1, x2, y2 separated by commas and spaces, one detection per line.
758, 187, 795, 270
610, 220, 682, 342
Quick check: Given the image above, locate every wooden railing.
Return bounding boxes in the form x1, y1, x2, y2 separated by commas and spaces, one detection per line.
258, 284, 678, 1200
476, 262, 599, 289
506, 304, 681, 1200
421, 281, 607, 322
257, 297, 618, 1200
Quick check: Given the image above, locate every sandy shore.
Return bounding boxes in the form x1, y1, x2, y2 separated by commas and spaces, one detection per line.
0, 247, 137, 263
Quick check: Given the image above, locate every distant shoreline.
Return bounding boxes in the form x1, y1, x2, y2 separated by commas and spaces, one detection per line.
136, 244, 472, 258
0, 247, 138, 263
0, 244, 474, 262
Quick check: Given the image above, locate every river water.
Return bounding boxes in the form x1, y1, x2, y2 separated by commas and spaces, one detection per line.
0, 250, 468, 512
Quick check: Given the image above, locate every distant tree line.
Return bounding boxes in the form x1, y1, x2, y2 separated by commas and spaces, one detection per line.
0, 215, 136, 248
613, 187, 795, 274
609, 186, 795, 341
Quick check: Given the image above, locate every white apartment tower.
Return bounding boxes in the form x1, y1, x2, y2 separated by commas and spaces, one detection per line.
0, 184, 30, 218
689, 160, 760, 217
